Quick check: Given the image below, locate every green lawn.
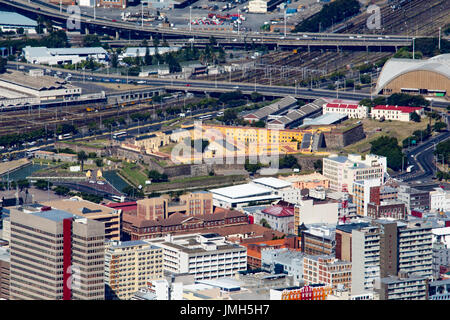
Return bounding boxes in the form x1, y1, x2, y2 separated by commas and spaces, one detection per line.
120, 162, 148, 187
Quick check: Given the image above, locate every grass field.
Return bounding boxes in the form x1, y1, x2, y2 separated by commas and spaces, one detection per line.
342, 117, 436, 155
120, 162, 148, 187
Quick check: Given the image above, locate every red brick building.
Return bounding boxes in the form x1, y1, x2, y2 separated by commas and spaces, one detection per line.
122, 210, 248, 240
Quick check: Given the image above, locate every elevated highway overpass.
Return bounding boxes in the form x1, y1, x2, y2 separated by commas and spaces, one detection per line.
2, 0, 414, 51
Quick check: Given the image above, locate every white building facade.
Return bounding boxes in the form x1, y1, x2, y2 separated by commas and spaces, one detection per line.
145, 233, 247, 281
323, 154, 386, 195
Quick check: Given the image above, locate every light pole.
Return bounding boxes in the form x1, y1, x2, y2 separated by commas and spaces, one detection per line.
284, 9, 287, 37
94, 0, 96, 20
412, 37, 415, 59
438, 27, 441, 51
189, 6, 192, 33
295, 79, 297, 95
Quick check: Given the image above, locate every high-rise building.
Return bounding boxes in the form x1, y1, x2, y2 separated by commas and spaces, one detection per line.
373, 219, 433, 279
0, 247, 10, 300
104, 240, 163, 300
335, 222, 370, 262
323, 154, 386, 194
9, 206, 105, 300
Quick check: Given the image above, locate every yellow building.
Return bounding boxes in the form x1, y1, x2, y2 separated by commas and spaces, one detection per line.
105, 240, 164, 300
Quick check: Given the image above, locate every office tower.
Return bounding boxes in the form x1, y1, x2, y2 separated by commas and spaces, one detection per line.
9, 206, 105, 300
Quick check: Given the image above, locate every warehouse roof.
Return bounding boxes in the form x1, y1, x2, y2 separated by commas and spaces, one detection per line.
210, 183, 273, 199
0, 70, 77, 91
253, 177, 291, 189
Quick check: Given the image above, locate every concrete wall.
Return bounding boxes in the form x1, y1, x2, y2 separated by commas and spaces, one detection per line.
323, 124, 366, 149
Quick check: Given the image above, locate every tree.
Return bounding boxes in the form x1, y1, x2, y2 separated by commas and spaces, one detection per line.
0, 57, 6, 74
17, 179, 30, 190
260, 218, 271, 229
313, 159, 323, 173
83, 34, 101, 47
370, 136, 404, 171
122, 185, 144, 198
250, 92, 263, 102
144, 46, 152, 66
53, 186, 70, 196
110, 52, 119, 68
152, 35, 160, 48
95, 158, 104, 167
433, 122, 447, 132
77, 151, 88, 171
244, 159, 262, 174
222, 109, 238, 125
34, 180, 52, 190
148, 170, 168, 183
410, 112, 421, 122
279, 155, 300, 169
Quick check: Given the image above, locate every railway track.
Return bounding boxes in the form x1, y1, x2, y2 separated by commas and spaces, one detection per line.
0, 97, 198, 138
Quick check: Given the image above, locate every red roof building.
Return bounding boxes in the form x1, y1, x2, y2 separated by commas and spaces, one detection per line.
371, 105, 424, 122
323, 103, 369, 119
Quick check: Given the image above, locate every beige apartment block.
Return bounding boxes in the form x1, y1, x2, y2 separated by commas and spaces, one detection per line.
105, 240, 164, 300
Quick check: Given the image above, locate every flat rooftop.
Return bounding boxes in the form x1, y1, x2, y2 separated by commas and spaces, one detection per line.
253, 177, 291, 189
41, 197, 118, 218
210, 183, 274, 199
0, 70, 79, 91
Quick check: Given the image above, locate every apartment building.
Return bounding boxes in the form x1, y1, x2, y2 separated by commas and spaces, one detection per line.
104, 240, 163, 300
299, 224, 336, 256
145, 233, 247, 281
294, 198, 339, 233
136, 192, 213, 221
375, 274, 428, 300
335, 222, 371, 262
397, 185, 430, 213
351, 226, 381, 295
303, 255, 352, 290
430, 187, 450, 213
42, 197, 121, 241
353, 179, 382, 216
9, 206, 105, 300
323, 154, 386, 194
373, 219, 433, 279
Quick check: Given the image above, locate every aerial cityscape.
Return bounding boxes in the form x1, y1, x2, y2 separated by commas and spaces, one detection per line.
0, 0, 449, 303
